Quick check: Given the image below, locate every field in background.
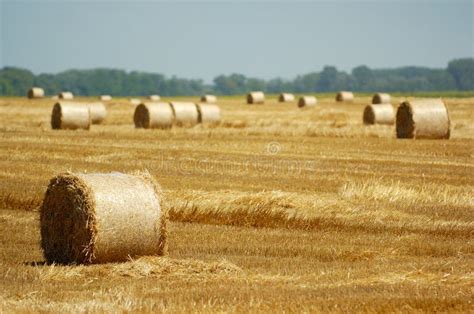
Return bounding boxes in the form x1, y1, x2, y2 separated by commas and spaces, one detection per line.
0, 95, 473, 312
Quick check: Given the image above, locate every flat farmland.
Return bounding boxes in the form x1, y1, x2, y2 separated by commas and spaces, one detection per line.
0, 95, 472, 312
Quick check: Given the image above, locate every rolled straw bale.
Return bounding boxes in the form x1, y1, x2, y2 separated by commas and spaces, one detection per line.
247, 91, 265, 104
278, 93, 295, 102
363, 104, 394, 125
298, 96, 318, 108
40, 172, 167, 264
134, 102, 174, 129
148, 95, 161, 101
196, 103, 221, 124
99, 95, 112, 101
335, 91, 354, 102
130, 98, 141, 106
87, 102, 107, 124
58, 92, 74, 100
372, 93, 391, 104
200, 95, 217, 103
27, 87, 45, 99
51, 96, 59, 100
170, 102, 199, 127
51, 102, 90, 130
396, 99, 450, 139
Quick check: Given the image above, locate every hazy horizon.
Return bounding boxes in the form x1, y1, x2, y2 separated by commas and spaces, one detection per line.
1, 0, 473, 83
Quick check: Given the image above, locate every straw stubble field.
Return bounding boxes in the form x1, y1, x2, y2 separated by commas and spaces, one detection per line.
0, 95, 473, 312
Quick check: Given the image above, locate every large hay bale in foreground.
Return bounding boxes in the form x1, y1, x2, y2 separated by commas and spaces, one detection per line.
40, 172, 167, 264
58, 92, 74, 100
278, 93, 295, 102
27, 87, 45, 99
88, 102, 107, 124
372, 93, 391, 104
298, 96, 317, 108
363, 104, 394, 125
196, 103, 221, 124
396, 99, 450, 139
99, 95, 112, 101
134, 102, 174, 129
247, 91, 265, 104
148, 95, 161, 101
335, 91, 354, 102
51, 102, 90, 130
200, 95, 217, 103
170, 102, 199, 127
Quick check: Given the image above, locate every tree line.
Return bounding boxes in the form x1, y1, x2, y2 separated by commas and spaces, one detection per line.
0, 58, 472, 96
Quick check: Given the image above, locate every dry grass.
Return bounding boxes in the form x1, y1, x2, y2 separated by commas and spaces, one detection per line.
0, 95, 473, 312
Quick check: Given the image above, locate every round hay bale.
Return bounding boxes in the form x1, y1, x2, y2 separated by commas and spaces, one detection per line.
40, 172, 167, 264
298, 96, 317, 108
363, 104, 394, 125
88, 102, 107, 124
58, 92, 74, 100
278, 93, 295, 102
170, 102, 199, 127
130, 98, 141, 106
396, 99, 450, 139
247, 91, 265, 104
99, 95, 112, 101
51, 102, 90, 130
200, 95, 217, 103
196, 103, 221, 125
335, 91, 354, 102
134, 102, 174, 129
372, 93, 391, 104
148, 95, 161, 101
27, 87, 45, 99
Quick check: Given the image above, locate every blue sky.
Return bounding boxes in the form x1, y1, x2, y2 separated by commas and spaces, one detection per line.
1, 0, 473, 82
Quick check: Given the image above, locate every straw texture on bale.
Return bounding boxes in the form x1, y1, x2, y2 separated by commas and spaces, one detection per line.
27, 87, 45, 99
372, 93, 391, 104
363, 104, 394, 125
247, 91, 265, 104
40, 172, 167, 264
99, 95, 112, 101
396, 99, 450, 139
87, 102, 107, 124
148, 95, 161, 101
278, 93, 295, 102
170, 102, 199, 127
200, 95, 217, 103
336, 91, 354, 102
51, 102, 91, 130
58, 92, 74, 100
196, 103, 221, 124
298, 96, 318, 108
130, 98, 141, 106
134, 102, 174, 129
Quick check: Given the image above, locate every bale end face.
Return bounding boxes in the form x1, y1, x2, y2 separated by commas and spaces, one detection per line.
363, 106, 376, 125
134, 104, 151, 128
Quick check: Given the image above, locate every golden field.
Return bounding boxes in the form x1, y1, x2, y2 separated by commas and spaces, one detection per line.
0, 95, 473, 312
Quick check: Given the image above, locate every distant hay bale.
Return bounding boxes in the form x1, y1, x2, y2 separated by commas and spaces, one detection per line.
58, 92, 74, 100
87, 102, 107, 124
40, 172, 167, 264
247, 91, 265, 104
134, 102, 174, 129
396, 99, 450, 139
196, 103, 221, 125
27, 87, 44, 99
278, 93, 295, 102
51, 102, 91, 130
200, 95, 217, 103
363, 104, 394, 125
170, 102, 199, 127
99, 95, 112, 101
148, 95, 161, 101
298, 96, 317, 108
336, 91, 354, 102
130, 98, 141, 106
372, 93, 391, 104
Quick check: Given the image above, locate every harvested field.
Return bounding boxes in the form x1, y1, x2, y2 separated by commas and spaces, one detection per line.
0, 95, 473, 312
